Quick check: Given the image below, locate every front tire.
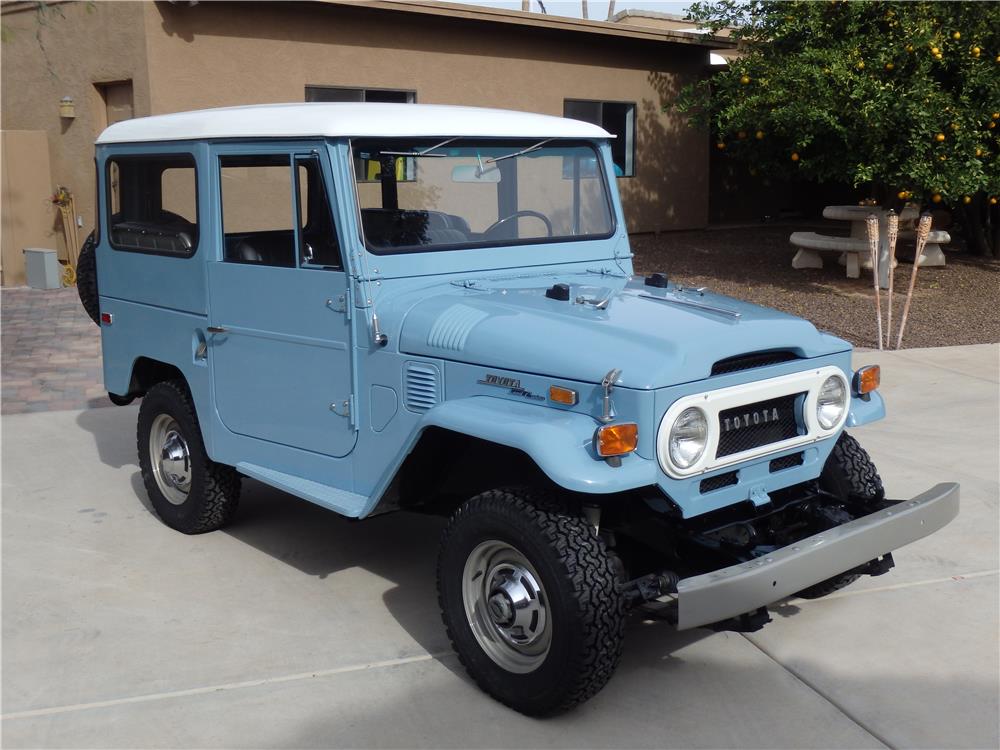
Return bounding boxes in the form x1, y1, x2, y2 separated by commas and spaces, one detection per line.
437, 489, 625, 716
137, 380, 240, 534
796, 431, 884, 599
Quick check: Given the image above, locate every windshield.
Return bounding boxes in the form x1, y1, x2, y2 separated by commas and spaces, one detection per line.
351, 139, 614, 254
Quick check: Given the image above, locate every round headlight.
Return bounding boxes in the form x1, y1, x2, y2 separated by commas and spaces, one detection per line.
816, 375, 847, 429
669, 407, 708, 469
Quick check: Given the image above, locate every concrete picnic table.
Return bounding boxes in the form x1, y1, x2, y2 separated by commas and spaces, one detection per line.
825, 205, 918, 289
791, 204, 944, 289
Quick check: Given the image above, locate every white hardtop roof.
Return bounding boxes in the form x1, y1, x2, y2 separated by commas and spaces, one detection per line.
96, 103, 613, 145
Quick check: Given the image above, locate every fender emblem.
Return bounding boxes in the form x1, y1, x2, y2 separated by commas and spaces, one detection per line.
478, 373, 544, 401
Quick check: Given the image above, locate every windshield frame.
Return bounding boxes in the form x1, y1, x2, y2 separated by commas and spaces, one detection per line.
348, 137, 617, 256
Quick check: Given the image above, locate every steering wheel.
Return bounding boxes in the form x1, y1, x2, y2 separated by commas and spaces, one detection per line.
483, 210, 553, 240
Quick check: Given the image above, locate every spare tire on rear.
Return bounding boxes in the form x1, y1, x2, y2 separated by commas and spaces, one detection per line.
77, 231, 100, 326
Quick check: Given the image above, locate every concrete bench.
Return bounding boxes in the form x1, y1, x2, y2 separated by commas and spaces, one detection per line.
789, 232, 871, 278
899, 229, 950, 267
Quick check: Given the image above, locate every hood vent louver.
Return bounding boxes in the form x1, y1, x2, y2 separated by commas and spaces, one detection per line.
711, 351, 799, 376
404, 362, 441, 413
426, 303, 489, 352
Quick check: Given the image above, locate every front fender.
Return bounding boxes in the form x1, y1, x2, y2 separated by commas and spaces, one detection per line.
846, 390, 886, 428
420, 396, 657, 494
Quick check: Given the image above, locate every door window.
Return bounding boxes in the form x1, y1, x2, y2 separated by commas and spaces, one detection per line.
220, 154, 342, 269
220, 155, 296, 267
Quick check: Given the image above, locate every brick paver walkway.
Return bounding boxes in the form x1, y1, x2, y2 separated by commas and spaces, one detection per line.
1, 287, 110, 414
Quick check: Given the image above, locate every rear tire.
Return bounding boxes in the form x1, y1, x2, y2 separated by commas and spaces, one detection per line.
437, 489, 625, 716
137, 380, 240, 534
796, 431, 884, 599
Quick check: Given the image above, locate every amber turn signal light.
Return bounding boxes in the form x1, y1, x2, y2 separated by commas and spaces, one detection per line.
594, 423, 639, 457
549, 385, 578, 406
854, 365, 880, 395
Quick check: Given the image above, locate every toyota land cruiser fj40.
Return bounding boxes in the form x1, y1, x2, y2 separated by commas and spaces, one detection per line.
80, 103, 959, 715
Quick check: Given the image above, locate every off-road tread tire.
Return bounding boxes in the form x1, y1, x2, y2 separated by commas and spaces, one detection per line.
76, 231, 100, 326
797, 431, 884, 599
137, 380, 240, 534
820, 431, 884, 502
437, 488, 625, 716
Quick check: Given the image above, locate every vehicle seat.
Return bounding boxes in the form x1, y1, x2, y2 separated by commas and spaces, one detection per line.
234, 240, 262, 263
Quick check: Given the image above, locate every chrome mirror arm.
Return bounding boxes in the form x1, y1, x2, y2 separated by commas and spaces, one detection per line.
600, 368, 622, 423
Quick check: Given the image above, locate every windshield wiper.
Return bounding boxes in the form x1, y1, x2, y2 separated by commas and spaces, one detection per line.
486, 139, 552, 164
379, 137, 459, 158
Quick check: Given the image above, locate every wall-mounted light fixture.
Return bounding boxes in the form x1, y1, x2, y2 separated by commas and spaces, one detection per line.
59, 96, 76, 119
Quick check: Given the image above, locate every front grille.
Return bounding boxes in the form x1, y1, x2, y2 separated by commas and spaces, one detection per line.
700, 471, 739, 493
716, 393, 803, 458
711, 350, 799, 376
769, 452, 804, 472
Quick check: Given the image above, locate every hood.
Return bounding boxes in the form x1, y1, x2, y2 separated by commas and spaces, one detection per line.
398, 275, 848, 389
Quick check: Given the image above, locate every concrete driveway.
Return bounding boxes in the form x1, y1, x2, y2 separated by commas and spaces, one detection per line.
3, 344, 997, 749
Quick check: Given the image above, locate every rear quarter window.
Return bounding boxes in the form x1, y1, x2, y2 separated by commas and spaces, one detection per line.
106, 154, 198, 257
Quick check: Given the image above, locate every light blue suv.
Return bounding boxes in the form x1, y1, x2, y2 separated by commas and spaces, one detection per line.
79, 103, 959, 715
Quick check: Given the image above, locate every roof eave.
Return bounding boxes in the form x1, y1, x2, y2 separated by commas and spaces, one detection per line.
317, 0, 737, 49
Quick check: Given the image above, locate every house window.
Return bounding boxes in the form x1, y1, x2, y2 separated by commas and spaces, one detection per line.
106, 154, 198, 256
564, 100, 636, 177
305, 86, 415, 104
306, 86, 418, 182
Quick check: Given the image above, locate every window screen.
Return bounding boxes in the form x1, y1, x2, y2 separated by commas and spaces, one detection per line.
106, 154, 198, 255
564, 100, 636, 177
305, 86, 415, 104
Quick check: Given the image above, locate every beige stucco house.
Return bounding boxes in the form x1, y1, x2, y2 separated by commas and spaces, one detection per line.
0, 0, 729, 286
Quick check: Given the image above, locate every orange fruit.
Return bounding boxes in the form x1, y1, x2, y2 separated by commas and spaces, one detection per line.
952, 31, 961, 40
992, 112, 1000, 119
932, 194, 943, 203
972, 47, 981, 57
856, 60, 865, 69
990, 121, 997, 129
990, 197, 998, 205
740, 75, 751, 85
885, 62, 895, 70
906, 44, 914, 53
935, 132, 946, 141
976, 148, 984, 156
897, 190, 909, 200
931, 46, 940, 55
716, 142, 726, 150
790, 152, 800, 161
755, 130, 765, 140
962, 195, 972, 204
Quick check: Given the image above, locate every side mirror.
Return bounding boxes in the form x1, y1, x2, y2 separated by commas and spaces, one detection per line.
451, 165, 501, 183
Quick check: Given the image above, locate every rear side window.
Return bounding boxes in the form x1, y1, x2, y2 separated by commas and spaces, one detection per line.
106, 154, 198, 256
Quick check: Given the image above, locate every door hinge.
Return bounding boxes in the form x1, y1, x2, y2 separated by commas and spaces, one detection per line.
329, 394, 357, 428
326, 295, 347, 313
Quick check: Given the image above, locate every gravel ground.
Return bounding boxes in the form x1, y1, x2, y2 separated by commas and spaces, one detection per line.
631, 224, 1000, 350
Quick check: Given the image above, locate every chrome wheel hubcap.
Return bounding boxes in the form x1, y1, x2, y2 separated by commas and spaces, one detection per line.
462, 540, 550, 673
149, 414, 191, 505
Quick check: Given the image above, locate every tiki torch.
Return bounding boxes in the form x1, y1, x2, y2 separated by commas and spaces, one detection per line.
885, 210, 899, 345
895, 213, 932, 350
866, 213, 883, 350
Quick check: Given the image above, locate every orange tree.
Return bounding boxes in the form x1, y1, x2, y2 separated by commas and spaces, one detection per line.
675, 1, 1000, 256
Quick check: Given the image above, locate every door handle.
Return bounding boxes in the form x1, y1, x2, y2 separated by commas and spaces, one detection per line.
207, 326, 228, 334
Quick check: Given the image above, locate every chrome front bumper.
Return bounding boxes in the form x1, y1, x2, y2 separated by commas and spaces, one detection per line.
675, 482, 960, 630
